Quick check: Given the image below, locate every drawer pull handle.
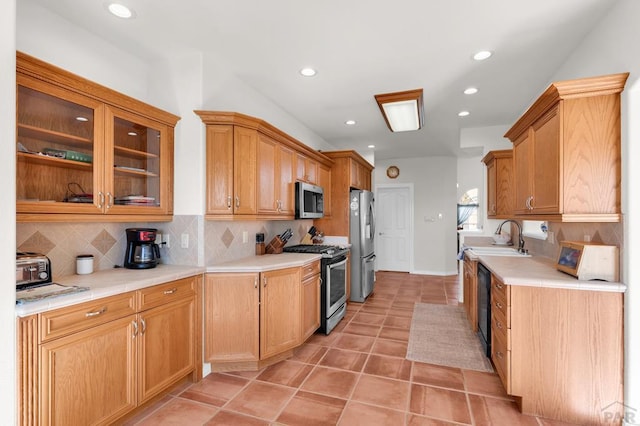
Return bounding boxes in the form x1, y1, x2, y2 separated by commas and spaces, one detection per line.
496, 283, 504, 290
163, 288, 178, 295
85, 307, 106, 318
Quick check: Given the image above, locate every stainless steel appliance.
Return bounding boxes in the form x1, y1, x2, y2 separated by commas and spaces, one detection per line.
349, 189, 376, 302
477, 262, 491, 357
283, 244, 349, 334
295, 181, 324, 219
124, 228, 161, 269
16, 252, 52, 290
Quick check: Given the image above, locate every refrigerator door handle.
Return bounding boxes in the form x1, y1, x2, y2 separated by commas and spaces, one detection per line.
369, 200, 376, 240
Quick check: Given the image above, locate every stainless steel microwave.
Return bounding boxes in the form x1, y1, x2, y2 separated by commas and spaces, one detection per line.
295, 181, 324, 219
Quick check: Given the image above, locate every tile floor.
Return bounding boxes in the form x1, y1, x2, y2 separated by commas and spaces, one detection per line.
122, 271, 573, 426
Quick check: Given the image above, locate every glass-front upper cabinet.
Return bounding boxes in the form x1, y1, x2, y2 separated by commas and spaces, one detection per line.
105, 107, 172, 215
16, 77, 104, 215
16, 51, 179, 222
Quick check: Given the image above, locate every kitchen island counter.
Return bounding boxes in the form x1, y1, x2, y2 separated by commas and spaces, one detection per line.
15, 264, 205, 317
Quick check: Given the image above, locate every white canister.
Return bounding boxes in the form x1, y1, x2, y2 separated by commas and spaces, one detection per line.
76, 254, 94, 275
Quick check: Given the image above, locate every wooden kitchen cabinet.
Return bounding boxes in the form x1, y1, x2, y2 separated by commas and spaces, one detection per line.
505, 73, 629, 222
301, 260, 321, 341
257, 133, 295, 216
314, 150, 374, 238
296, 152, 318, 184
490, 273, 623, 424
19, 275, 201, 426
196, 111, 333, 221
205, 265, 317, 372
205, 272, 260, 364
462, 256, 477, 332
317, 163, 332, 218
16, 52, 179, 223
482, 150, 513, 218
260, 267, 302, 358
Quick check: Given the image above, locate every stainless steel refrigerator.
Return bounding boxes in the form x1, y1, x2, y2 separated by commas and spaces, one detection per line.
349, 189, 376, 302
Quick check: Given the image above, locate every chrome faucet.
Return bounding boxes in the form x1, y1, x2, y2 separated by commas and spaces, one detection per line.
495, 220, 525, 253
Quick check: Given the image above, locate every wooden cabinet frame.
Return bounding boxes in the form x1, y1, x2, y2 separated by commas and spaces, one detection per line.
16, 52, 179, 223
504, 73, 629, 222
195, 111, 333, 221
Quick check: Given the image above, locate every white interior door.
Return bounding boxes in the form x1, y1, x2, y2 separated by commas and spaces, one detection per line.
376, 185, 412, 272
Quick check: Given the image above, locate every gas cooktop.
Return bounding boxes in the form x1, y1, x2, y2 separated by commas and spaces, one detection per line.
283, 244, 349, 257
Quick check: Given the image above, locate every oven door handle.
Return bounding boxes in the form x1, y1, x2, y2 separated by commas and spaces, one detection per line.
328, 258, 347, 269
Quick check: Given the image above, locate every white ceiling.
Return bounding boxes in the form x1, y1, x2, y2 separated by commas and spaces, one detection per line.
24, 0, 619, 160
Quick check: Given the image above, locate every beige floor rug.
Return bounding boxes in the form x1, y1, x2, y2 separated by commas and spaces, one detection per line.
406, 303, 494, 372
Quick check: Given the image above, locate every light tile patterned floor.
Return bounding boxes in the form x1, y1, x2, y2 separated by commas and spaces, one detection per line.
122, 271, 573, 425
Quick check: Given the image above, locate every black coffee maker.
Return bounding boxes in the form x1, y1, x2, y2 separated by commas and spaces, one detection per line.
124, 228, 161, 269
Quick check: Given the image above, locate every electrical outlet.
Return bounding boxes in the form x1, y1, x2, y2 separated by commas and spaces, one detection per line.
181, 233, 189, 248
584, 234, 592, 242
156, 233, 162, 246
242, 231, 248, 243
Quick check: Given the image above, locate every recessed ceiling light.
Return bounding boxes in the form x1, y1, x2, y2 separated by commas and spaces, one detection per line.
108, 3, 134, 19
299, 67, 317, 77
463, 87, 478, 95
458, 111, 470, 117
345, 120, 356, 126
473, 50, 492, 61
368, 145, 375, 149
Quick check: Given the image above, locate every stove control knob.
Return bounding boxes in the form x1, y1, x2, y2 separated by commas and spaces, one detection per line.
326, 248, 335, 255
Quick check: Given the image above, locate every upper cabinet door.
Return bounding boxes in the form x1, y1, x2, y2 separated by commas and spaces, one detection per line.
105, 106, 172, 215
16, 77, 105, 215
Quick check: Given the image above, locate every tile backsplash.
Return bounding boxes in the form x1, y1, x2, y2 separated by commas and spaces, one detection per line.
16, 216, 315, 280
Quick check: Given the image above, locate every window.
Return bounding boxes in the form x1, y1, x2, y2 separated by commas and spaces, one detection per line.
457, 189, 479, 230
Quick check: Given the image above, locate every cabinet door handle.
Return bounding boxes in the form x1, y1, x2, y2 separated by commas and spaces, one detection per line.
496, 301, 504, 310
106, 192, 113, 209
263, 277, 267, 287
227, 195, 232, 209
98, 191, 105, 209
496, 351, 504, 360
140, 318, 146, 334
529, 196, 534, 210
163, 288, 177, 295
132, 320, 138, 338
495, 320, 503, 330
235, 196, 240, 208
85, 307, 106, 318
254, 277, 258, 289
495, 283, 504, 290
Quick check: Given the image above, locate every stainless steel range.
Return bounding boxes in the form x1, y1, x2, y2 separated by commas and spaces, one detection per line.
284, 244, 349, 334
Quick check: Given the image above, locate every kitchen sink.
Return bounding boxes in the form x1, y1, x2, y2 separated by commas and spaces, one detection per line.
467, 246, 532, 257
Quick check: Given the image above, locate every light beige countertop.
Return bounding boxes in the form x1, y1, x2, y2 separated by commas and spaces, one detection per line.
206, 253, 322, 273
470, 253, 626, 293
16, 264, 205, 317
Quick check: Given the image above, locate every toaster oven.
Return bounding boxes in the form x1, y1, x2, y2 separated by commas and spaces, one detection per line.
16, 252, 52, 290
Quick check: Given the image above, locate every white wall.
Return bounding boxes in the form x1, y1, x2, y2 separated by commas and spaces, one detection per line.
375, 157, 458, 275
547, 0, 640, 420
1, 1, 17, 423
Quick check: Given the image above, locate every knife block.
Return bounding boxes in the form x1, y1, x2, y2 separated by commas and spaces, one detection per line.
265, 236, 285, 254
300, 233, 313, 245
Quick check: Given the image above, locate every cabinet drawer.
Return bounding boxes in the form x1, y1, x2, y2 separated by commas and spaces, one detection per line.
301, 260, 321, 280
491, 311, 510, 350
138, 277, 196, 311
492, 322, 510, 392
491, 278, 510, 304
39, 292, 137, 342
491, 292, 510, 328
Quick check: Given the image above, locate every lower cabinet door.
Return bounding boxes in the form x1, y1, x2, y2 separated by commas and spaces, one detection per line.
261, 267, 301, 358
301, 274, 321, 341
39, 316, 137, 426
138, 297, 195, 404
